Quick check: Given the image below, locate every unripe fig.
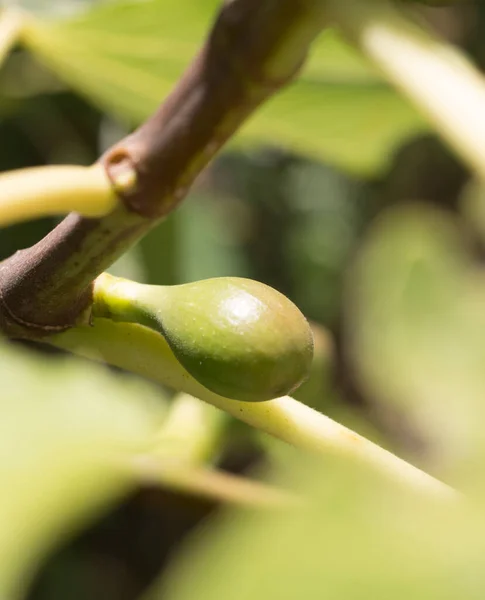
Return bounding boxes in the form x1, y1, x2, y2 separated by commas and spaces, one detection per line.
94, 274, 314, 402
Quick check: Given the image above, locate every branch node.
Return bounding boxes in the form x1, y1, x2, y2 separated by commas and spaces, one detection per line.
103, 150, 141, 212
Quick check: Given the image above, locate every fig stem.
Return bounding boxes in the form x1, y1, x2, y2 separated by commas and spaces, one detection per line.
326, 0, 485, 179
92, 273, 159, 331
0, 165, 119, 229
51, 318, 460, 504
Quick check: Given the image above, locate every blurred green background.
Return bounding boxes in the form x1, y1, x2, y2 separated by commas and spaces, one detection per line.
1, 1, 485, 598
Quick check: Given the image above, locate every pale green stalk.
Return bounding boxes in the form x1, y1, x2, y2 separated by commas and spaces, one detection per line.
51, 319, 459, 502
326, 0, 485, 179
0, 164, 120, 227
150, 392, 227, 465
132, 392, 295, 507
133, 458, 298, 508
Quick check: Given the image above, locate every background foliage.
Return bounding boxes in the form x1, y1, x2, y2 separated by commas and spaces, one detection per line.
1, 1, 484, 599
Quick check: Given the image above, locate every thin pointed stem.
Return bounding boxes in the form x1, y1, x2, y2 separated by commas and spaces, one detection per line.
0, 8, 22, 69
133, 458, 299, 509
326, 0, 485, 178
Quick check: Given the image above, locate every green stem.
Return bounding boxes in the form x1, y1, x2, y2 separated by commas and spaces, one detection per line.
326, 0, 485, 178
132, 392, 293, 508
151, 392, 228, 465
0, 165, 118, 228
51, 318, 459, 503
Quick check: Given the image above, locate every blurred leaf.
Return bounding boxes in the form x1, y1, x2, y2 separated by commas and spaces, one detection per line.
288, 160, 366, 323
138, 215, 179, 285
0, 8, 22, 69
0, 342, 166, 598
460, 179, 485, 243
346, 205, 485, 481
19, 1, 425, 174
149, 452, 484, 600
176, 191, 250, 283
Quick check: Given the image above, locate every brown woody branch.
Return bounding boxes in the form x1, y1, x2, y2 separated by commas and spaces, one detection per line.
0, 0, 327, 337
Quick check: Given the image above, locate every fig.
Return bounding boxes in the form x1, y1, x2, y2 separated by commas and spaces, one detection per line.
94, 274, 314, 402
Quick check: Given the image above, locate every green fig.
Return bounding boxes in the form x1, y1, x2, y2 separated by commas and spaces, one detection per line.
93, 274, 314, 402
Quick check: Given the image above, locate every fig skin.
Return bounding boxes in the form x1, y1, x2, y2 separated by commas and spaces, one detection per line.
94, 275, 314, 402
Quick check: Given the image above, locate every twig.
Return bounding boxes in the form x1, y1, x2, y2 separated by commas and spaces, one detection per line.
0, 165, 118, 228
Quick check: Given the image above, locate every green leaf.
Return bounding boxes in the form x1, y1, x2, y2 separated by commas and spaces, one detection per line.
0, 342, 166, 598
346, 204, 485, 482
20, 1, 425, 174
148, 452, 485, 600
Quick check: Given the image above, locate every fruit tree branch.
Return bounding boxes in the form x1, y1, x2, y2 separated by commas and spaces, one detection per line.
0, 0, 328, 337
